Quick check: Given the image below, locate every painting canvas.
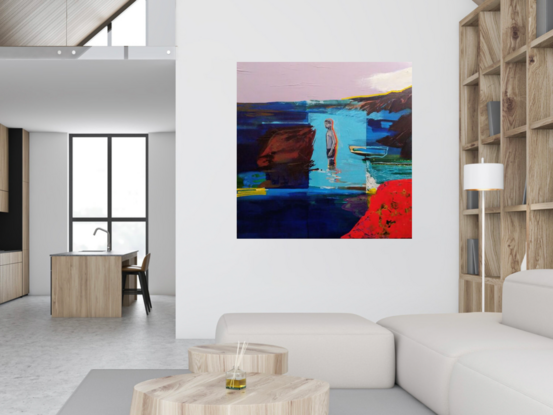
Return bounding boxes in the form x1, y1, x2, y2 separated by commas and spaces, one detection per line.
237, 62, 412, 239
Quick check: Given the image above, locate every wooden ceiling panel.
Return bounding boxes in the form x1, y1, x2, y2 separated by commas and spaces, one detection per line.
67, 0, 136, 46
0, 0, 135, 46
0, 0, 66, 46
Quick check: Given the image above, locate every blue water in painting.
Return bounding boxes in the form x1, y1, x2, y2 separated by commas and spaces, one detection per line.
237, 100, 412, 239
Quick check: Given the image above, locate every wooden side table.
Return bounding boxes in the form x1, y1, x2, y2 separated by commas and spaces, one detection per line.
188, 343, 288, 374
130, 372, 329, 415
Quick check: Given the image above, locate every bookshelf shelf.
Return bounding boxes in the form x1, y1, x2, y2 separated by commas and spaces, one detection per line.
463, 72, 480, 86
504, 204, 527, 212
464, 209, 479, 216
530, 202, 553, 211
482, 134, 500, 145
530, 116, 553, 130
463, 141, 479, 151
531, 29, 553, 49
505, 45, 527, 63
505, 125, 526, 138
482, 61, 501, 75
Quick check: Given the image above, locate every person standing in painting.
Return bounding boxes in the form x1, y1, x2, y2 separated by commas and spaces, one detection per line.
325, 118, 338, 169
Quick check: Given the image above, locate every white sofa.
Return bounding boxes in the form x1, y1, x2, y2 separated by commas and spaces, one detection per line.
379, 270, 553, 415
215, 313, 395, 388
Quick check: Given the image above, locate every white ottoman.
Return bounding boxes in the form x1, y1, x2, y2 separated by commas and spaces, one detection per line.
215, 313, 395, 388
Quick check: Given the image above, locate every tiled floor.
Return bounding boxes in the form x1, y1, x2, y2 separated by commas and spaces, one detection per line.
0, 295, 209, 415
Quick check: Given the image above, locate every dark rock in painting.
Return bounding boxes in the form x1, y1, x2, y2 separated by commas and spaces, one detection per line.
376, 113, 413, 159
348, 87, 412, 115
257, 126, 316, 188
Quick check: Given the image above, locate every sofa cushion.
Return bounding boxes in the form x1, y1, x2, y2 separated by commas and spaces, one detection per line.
503, 270, 553, 340
216, 313, 395, 388
378, 312, 553, 415
450, 350, 553, 415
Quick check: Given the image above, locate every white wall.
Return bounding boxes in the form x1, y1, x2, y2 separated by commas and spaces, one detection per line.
175, 0, 476, 338
29, 132, 176, 296
149, 132, 176, 295
29, 132, 68, 295
147, 0, 175, 46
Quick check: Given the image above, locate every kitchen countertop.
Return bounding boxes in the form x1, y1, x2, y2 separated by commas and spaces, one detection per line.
51, 251, 138, 257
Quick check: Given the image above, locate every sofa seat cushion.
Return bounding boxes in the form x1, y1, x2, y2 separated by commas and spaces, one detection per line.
378, 313, 553, 415
450, 350, 553, 415
216, 313, 395, 388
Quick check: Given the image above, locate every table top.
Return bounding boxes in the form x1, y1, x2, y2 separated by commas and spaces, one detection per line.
51, 251, 138, 257
189, 343, 287, 356
132, 372, 329, 407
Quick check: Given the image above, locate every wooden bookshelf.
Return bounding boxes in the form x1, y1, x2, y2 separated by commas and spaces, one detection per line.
458, 0, 549, 313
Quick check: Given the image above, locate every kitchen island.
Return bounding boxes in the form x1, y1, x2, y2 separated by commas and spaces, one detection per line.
50, 251, 138, 318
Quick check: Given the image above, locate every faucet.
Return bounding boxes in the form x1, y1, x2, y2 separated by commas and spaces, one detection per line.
93, 228, 111, 252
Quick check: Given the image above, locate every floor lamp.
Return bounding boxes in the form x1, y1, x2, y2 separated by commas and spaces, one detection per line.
464, 158, 504, 312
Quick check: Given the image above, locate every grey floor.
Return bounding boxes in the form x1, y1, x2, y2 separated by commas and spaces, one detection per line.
0, 296, 435, 415
0, 295, 209, 415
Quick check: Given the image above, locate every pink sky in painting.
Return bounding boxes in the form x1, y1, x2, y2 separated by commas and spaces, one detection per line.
237, 62, 412, 103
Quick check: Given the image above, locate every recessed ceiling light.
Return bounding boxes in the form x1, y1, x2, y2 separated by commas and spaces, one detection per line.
57, 50, 62, 55
167, 50, 171, 55
72, 50, 76, 55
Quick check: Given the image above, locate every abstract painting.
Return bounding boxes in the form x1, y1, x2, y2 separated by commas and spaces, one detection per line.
237, 62, 412, 239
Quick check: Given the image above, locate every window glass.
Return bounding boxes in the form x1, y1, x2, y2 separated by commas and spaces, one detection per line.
111, 0, 146, 46
112, 222, 146, 263
72, 222, 109, 252
112, 136, 146, 217
85, 27, 108, 46
73, 137, 108, 217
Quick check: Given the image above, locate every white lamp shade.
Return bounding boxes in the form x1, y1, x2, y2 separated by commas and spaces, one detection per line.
464, 163, 504, 191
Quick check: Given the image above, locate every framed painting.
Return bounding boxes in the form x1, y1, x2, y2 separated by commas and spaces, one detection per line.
237, 62, 412, 239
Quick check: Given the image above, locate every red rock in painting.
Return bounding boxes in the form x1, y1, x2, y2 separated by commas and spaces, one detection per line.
342, 179, 412, 239
257, 126, 316, 188
257, 126, 315, 167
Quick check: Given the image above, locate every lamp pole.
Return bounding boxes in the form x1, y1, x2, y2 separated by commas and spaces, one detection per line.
481, 158, 485, 312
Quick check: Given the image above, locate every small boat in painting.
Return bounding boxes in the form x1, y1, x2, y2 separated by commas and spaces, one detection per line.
349, 146, 388, 158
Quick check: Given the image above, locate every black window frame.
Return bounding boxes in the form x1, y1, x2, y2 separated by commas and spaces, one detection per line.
69, 134, 149, 257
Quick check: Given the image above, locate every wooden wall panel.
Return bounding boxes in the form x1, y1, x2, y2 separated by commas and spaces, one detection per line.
502, 63, 526, 131
480, 12, 502, 70
461, 27, 480, 80
501, 0, 527, 56
501, 211, 526, 278
0, 124, 8, 193
0, 191, 7, 213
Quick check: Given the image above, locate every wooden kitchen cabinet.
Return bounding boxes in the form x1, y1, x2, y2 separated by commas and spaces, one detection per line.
0, 261, 23, 304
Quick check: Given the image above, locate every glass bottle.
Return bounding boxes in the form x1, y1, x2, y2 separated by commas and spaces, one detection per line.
226, 367, 246, 390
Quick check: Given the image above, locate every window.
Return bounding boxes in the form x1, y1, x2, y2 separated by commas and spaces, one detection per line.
85, 0, 146, 46
69, 135, 148, 263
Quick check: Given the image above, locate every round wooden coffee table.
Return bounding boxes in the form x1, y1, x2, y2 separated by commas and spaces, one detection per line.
188, 343, 288, 374
130, 372, 329, 415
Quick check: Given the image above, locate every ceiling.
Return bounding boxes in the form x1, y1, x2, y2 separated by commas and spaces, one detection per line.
0, 60, 175, 133
0, 0, 135, 46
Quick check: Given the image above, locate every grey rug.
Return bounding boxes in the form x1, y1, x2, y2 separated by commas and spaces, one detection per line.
57, 369, 435, 415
